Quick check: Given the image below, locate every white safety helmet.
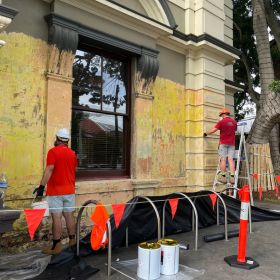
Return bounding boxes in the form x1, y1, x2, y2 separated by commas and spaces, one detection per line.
56, 128, 70, 140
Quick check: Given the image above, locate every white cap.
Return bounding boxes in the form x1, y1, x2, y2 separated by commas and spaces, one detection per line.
56, 128, 70, 140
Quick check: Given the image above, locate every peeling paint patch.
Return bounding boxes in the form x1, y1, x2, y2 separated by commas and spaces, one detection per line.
0, 32, 48, 199
137, 157, 152, 176
152, 78, 185, 178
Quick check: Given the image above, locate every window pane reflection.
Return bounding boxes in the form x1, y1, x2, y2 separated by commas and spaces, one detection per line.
102, 57, 127, 113
73, 51, 102, 109
71, 110, 125, 170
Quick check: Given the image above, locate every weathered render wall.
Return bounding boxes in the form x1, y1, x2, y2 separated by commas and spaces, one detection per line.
0, 0, 238, 215
152, 78, 186, 193
0, 32, 48, 208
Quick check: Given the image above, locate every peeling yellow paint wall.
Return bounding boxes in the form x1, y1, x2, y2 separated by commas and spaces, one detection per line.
0, 32, 48, 204
152, 77, 185, 178
134, 97, 153, 178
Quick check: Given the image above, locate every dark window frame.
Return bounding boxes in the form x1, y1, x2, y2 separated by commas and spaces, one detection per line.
72, 43, 131, 180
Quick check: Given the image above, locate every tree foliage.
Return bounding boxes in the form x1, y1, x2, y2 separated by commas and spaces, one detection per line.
233, 0, 280, 118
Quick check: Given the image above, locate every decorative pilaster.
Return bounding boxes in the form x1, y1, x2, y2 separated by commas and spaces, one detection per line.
44, 14, 78, 151
133, 51, 159, 180
185, 48, 226, 189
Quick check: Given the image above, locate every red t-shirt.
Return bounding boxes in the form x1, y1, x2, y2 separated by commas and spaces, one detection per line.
215, 116, 237, 145
46, 145, 77, 196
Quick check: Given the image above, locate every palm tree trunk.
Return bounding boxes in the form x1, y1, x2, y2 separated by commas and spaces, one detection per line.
248, 0, 276, 142
251, 0, 274, 106
263, 0, 280, 51
248, 99, 280, 143
269, 124, 280, 175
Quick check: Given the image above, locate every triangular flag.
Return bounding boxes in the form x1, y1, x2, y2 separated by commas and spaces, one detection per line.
258, 185, 263, 201
275, 185, 279, 197
209, 194, 217, 210
168, 198, 179, 220
253, 173, 259, 181
276, 175, 280, 184
24, 209, 46, 240
112, 204, 126, 229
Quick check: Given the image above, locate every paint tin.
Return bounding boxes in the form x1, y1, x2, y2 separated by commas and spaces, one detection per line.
158, 239, 179, 275
137, 242, 161, 280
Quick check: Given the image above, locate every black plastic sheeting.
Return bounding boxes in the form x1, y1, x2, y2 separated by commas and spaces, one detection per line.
31, 248, 99, 280
32, 191, 280, 279
107, 191, 280, 248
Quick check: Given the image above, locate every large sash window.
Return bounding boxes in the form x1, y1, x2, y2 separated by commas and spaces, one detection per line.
71, 46, 130, 178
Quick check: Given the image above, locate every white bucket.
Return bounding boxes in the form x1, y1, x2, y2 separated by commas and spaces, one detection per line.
158, 239, 179, 275
137, 242, 161, 280
31, 198, 49, 217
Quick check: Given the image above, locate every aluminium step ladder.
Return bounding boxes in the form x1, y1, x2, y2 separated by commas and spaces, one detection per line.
212, 123, 254, 205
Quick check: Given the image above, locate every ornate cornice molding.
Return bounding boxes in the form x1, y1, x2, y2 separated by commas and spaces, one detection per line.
45, 13, 159, 57
45, 13, 160, 93
105, 0, 177, 30
158, 0, 177, 29
45, 14, 78, 53
173, 30, 242, 57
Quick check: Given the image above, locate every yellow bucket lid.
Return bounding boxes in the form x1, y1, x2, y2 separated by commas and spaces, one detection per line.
158, 239, 178, 246
139, 242, 161, 249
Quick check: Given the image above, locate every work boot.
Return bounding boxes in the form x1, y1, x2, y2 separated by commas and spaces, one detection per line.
42, 241, 62, 255
230, 175, 235, 184
218, 173, 227, 184
69, 238, 76, 247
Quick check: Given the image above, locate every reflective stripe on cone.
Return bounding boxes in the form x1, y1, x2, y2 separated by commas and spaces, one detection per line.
237, 186, 250, 263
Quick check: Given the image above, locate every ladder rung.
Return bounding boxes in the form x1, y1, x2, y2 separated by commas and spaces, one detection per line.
233, 157, 246, 161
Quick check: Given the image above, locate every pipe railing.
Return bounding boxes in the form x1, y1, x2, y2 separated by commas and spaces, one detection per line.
75, 192, 237, 276
162, 192, 198, 251
76, 200, 112, 276
125, 196, 161, 246
205, 190, 229, 241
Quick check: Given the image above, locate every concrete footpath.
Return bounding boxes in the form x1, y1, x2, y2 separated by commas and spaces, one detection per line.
84, 201, 280, 280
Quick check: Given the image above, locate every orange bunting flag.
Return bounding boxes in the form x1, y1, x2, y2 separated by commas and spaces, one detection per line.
276, 175, 280, 184
90, 204, 109, 251
258, 185, 263, 201
209, 194, 217, 210
168, 198, 179, 220
253, 173, 259, 181
112, 204, 126, 229
275, 185, 279, 197
24, 209, 46, 240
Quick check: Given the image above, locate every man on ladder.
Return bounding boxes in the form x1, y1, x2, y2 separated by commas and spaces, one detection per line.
204, 108, 237, 184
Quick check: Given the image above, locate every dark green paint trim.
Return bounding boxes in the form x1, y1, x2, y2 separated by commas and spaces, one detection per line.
173, 30, 242, 57
45, 13, 159, 57
0, 4, 18, 19
225, 79, 245, 90
158, 0, 177, 29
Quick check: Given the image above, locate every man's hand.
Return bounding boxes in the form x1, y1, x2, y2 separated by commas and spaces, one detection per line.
33, 185, 45, 197
203, 133, 207, 137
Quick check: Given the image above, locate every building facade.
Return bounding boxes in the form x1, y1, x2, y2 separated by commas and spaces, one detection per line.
0, 0, 240, 210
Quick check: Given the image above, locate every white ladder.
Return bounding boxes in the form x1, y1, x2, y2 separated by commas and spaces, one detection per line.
213, 124, 254, 205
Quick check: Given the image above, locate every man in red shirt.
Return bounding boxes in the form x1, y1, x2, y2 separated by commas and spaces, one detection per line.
204, 108, 237, 184
34, 128, 77, 254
